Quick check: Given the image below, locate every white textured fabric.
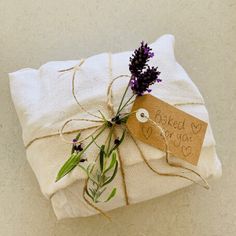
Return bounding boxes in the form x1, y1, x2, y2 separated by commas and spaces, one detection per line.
9, 35, 222, 219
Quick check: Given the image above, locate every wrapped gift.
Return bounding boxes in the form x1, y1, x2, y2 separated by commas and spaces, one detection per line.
9, 35, 221, 219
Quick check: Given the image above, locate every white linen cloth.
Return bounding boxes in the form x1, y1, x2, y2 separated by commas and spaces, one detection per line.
9, 35, 222, 219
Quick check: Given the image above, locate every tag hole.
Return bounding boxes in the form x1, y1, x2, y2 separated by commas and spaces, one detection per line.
136, 108, 149, 123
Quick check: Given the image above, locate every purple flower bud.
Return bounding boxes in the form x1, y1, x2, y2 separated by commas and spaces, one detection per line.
149, 52, 154, 58
129, 42, 161, 95
74, 144, 83, 152
114, 138, 121, 145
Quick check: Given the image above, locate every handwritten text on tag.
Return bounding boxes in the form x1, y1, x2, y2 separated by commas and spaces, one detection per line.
126, 94, 207, 165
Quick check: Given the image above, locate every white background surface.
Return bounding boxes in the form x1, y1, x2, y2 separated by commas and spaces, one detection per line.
0, 1, 235, 235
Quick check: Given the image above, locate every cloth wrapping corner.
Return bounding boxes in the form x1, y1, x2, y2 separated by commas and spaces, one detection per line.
9, 35, 222, 219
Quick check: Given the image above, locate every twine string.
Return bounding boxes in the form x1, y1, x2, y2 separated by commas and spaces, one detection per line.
59, 118, 103, 144
132, 114, 209, 189
59, 59, 102, 120
107, 74, 131, 115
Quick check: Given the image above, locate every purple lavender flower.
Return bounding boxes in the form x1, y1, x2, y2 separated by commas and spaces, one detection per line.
114, 138, 121, 145
129, 41, 161, 95
72, 138, 78, 143
72, 139, 83, 153
74, 144, 83, 152
129, 41, 154, 77
130, 66, 161, 95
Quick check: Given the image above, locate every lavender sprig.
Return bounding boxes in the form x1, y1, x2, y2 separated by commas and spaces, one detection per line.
130, 65, 161, 95
129, 41, 154, 77
56, 41, 161, 204
129, 41, 161, 95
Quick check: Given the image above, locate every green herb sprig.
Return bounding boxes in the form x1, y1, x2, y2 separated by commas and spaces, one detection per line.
56, 41, 161, 203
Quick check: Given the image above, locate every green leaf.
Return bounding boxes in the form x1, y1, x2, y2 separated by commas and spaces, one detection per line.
56, 152, 81, 182
85, 164, 99, 186
104, 151, 117, 174
71, 132, 81, 154
91, 135, 102, 149
97, 187, 107, 198
98, 110, 107, 122
105, 188, 117, 202
75, 132, 81, 140
120, 115, 129, 124
71, 146, 75, 155
89, 188, 96, 197
119, 129, 126, 143
87, 175, 99, 186
85, 188, 94, 200
108, 130, 126, 155
87, 163, 95, 174
101, 175, 110, 184
99, 145, 105, 172
103, 161, 118, 186
78, 164, 87, 173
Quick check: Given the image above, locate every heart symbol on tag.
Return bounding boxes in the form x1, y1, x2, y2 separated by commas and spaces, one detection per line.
142, 125, 152, 140
182, 146, 192, 157
191, 122, 202, 134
